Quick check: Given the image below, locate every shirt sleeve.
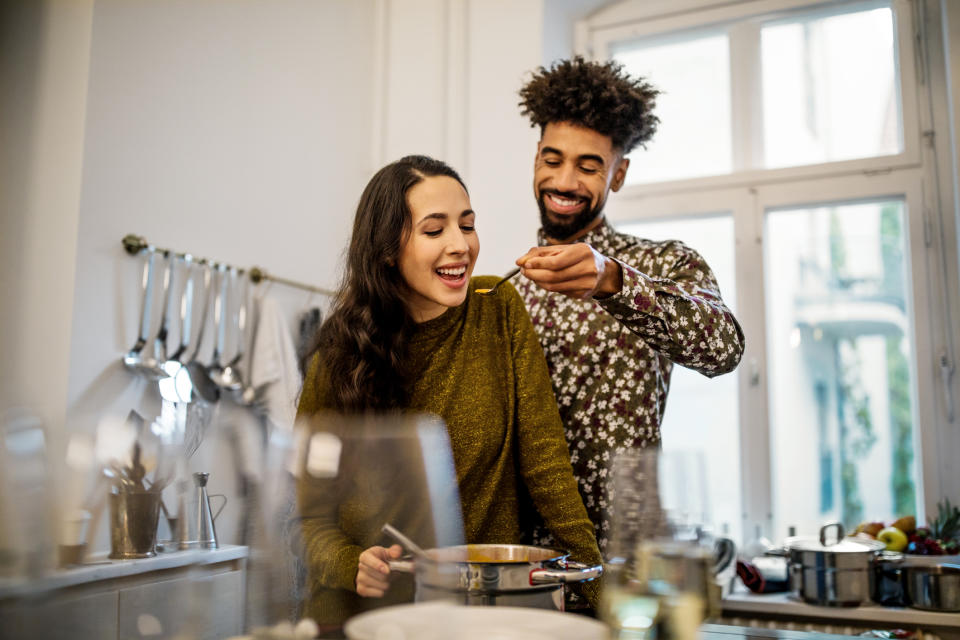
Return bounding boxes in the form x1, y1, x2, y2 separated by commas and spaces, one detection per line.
596, 240, 745, 377
293, 354, 365, 593
502, 283, 604, 606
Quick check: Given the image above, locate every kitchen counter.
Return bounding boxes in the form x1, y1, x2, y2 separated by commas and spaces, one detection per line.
702, 623, 866, 640
722, 586, 960, 639
0, 545, 247, 640
0, 544, 248, 599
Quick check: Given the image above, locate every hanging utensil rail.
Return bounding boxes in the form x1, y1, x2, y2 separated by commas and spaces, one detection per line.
121, 233, 334, 297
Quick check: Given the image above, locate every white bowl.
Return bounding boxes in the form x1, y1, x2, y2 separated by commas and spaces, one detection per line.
344, 602, 608, 640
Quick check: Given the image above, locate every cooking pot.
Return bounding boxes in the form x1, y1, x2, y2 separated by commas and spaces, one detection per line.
904, 563, 960, 611
389, 543, 602, 610
785, 522, 885, 607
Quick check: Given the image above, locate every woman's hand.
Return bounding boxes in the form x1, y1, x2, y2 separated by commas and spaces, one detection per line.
356, 544, 403, 597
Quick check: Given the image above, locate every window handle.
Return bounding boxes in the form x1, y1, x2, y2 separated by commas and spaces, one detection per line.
940, 349, 955, 423
749, 358, 761, 387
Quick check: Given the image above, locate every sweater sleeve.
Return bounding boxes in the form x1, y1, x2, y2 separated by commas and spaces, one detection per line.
294, 354, 365, 593
596, 240, 744, 377
502, 283, 603, 606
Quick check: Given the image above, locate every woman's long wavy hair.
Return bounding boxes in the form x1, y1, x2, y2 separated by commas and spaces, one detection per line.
304, 155, 468, 412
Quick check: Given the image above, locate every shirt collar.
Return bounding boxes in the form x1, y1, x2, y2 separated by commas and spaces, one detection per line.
537, 218, 636, 254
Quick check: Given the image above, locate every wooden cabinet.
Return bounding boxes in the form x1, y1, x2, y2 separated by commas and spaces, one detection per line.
0, 546, 247, 640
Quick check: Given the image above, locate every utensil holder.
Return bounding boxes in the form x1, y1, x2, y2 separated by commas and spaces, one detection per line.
108, 491, 161, 559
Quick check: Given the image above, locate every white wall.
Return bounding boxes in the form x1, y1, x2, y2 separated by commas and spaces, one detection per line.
3, 0, 555, 553
376, 0, 546, 276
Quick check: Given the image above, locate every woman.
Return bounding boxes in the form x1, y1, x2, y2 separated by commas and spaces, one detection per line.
295, 155, 601, 624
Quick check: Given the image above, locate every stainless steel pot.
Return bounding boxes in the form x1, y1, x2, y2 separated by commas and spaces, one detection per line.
785, 522, 885, 607
904, 563, 960, 611
389, 543, 602, 611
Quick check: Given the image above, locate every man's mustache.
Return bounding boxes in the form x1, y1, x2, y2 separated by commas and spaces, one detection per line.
541, 189, 589, 203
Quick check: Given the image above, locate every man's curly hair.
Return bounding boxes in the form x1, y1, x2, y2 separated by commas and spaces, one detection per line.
519, 56, 659, 154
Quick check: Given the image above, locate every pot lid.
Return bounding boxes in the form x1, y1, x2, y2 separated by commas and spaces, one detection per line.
786, 536, 885, 553
785, 522, 886, 553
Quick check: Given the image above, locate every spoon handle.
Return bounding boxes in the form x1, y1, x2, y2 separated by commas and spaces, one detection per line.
381, 523, 428, 558
475, 266, 521, 296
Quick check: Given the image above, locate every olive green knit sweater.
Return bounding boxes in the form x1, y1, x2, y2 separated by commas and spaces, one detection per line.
295, 277, 601, 624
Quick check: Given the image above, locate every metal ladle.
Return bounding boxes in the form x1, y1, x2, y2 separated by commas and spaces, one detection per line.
214, 266, 244, 394
159, 255, 195, 403
122, 247, 159, 373
142, 251, 176, 379
186, 263, 221, 404
207, 263, 233, 390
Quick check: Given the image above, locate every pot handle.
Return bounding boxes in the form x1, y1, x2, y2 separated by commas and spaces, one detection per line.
819, 522, 845, 547
529, 560, 603, 585
387, 559, 415, 573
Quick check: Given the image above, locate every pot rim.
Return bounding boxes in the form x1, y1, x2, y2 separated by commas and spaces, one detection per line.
414, 543, 569, 565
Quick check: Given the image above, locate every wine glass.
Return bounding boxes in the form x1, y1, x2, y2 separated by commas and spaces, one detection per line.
602, 449, 716, 640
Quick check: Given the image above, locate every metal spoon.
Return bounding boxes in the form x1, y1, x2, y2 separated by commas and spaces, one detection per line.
207, 263, 233, 389
474, 267, 521, 296
142, 251, 176, 379
215, 267, 244, 394
122, 247, 158, 373
381, 523, 430, 561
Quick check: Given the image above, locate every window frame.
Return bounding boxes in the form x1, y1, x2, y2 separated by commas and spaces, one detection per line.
580, 0, 960, 541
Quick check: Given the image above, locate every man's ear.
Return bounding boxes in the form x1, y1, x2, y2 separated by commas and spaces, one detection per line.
610, 157, 630, 192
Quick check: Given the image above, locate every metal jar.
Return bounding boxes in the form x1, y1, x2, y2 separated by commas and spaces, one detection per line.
786, 523, 885, 607
389, 543, 602, 610
904, 563, 960, 612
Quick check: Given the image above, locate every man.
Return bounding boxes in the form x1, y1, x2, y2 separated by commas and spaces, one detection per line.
513, 57, 745, 555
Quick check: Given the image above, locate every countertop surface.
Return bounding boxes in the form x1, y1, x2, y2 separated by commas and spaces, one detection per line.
0, 543, 248, 598
721, 585, 960, 629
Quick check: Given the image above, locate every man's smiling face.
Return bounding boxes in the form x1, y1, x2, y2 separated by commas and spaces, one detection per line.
533, 121, 629, 242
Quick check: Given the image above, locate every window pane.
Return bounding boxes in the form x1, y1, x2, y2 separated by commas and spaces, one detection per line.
761, 5, 901, 168
615, 216, 741, 542
613, 33, 732, 184
765, 201, 918, 540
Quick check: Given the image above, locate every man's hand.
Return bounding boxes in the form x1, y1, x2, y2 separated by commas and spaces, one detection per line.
356, 544, 403, 597
516, 243, 623, 299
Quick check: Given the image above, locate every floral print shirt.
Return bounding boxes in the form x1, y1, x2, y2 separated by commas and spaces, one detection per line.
513, 220, 745, 554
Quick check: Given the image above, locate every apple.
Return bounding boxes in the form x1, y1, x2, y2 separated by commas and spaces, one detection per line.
877, 526, 909, 551
891, 516, 916, 534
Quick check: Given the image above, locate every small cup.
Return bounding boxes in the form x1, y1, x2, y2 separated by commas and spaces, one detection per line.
58, 543, 87, 567
58, 510, 92, 567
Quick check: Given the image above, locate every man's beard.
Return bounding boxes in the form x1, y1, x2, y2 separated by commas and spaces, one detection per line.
538, 190, 605, 241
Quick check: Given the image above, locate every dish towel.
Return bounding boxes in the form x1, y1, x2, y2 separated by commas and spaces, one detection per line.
249, 295, 302, 436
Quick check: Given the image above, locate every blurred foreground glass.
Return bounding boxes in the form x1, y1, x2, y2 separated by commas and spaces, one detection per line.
602, 449, 717, 640
764, 200, 918, 539
287, 413, 464, 630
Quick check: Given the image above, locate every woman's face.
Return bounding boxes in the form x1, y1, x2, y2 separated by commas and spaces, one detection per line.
398, 175, 479, 323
